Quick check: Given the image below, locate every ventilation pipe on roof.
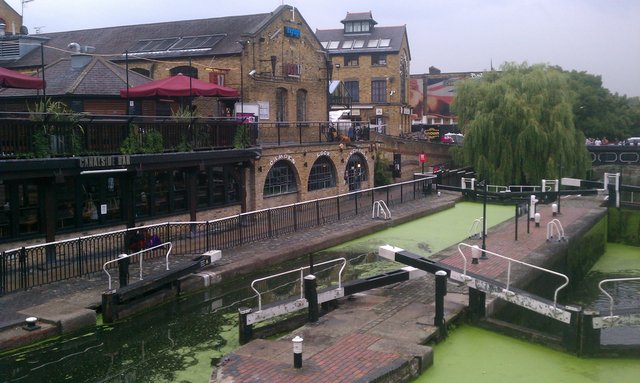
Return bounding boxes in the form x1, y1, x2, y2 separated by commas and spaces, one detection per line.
68, 42, 81, 53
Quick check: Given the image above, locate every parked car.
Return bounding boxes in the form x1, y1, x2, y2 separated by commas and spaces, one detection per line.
442, 133, 464, 144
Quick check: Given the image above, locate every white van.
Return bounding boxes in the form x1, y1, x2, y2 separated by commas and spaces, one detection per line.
625, 137, 640, 146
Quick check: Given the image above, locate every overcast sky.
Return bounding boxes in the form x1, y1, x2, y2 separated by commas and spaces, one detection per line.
7, 0, 640, 97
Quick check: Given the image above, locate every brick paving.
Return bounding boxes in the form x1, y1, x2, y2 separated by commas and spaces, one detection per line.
214, 195, 607, 382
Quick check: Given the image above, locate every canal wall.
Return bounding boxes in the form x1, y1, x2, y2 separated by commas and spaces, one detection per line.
607, 208, 640, 246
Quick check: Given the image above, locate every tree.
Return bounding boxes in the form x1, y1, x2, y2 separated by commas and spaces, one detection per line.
452, 63, 590, 185
563, 68, 639, 141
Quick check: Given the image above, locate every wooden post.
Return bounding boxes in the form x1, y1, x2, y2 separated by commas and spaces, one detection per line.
561, 306, 581, 354
304, 275, 318, 323
434, 270, 448, 340
580, 310, 601, 357
238, 307, 253, 345
468, 287, 486, 321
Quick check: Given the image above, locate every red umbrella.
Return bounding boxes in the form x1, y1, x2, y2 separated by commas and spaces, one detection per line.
120, 73, 239, 98
0, 67, 46, 89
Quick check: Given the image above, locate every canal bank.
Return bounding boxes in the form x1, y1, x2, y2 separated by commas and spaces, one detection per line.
212, 195, 609, 382
0, 192, 462, 352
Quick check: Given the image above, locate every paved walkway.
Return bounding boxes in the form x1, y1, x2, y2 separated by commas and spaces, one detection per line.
213, 195, 607, 382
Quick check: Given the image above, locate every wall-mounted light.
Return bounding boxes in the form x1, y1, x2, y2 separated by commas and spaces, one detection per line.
248, 69, 256, 77
335, 63, 341, 69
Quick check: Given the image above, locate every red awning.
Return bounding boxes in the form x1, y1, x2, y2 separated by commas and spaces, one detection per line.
120, 73, 239, 98
0, 67, 46, 89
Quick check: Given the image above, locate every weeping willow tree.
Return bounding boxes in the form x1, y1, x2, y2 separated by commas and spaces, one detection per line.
452, 63, 590, 185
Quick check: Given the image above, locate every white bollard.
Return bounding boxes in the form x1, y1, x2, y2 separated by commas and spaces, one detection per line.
552, 203, 558, 216
535, 212, 541, 227
471, 245, 481, 264
293, 336, 303, 368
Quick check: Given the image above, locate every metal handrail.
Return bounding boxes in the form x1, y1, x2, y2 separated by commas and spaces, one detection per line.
250, 257, 346, 312
468, 217, 483, 239
598, 277, 640, 318
102, 242, 173, 290
546, 219, 565, 241
457, 242, 569, 308
372, 200, 391, 219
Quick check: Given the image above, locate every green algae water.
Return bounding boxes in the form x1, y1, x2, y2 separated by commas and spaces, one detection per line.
322, 201, 516, 256
416, 325, 640, 383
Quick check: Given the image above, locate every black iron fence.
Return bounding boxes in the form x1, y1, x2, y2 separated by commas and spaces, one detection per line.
0, 113, 372, 158
0, 177, 435, 295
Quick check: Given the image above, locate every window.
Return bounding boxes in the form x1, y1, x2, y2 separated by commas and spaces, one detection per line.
379, 39, 391, 47
344, 81, 359, 103
264, 160, 297, 196
344, 55, 359, 67
372, 80, 387, 103
327, 41, 340, 49
170, 65, 197, 78
371, 53, 387, 66
209, 72, 225, 86
345, 21, 370, 33
276, 88, 287, 125
296, 89, 307, 125
342, 40, 354, 49
353, 40, 365, 48
131, 68, 150, 77
308, 156, 336, 191
197, 166, 240, 207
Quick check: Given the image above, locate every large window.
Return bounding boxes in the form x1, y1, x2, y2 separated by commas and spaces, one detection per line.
371, 80, 387, 103
308, 156, 336, 191
296, 89, 307, 125
197, 166, 240, 208
264, 160, 297, 197
344, 81, 359, 103
345, 21, 371, 33
276, 87, 287, 126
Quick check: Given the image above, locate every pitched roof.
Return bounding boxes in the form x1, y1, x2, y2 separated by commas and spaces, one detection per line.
341, 11, 376, 25
0, 55, 151, 97
4, 9, 285, 69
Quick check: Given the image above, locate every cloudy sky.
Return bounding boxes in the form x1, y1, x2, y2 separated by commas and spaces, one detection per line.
7, 0, 640, 97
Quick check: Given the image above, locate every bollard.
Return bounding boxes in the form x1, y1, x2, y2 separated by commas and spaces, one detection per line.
534, 213, 541, 228
292, 336, 303, 368
472, 245, 481, 264
434, 270, 448, 341
304, 275, 318, 323
552, 203, 558, 216
22, 316, 40, 331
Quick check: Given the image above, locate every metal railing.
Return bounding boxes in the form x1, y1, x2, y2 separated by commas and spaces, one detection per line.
598, 277, 640, 318
457, 243, 570, 308
250, 257, 347, 312
0, 177, 435, 295
102, 242, 173, 290
0, 113, 373, 157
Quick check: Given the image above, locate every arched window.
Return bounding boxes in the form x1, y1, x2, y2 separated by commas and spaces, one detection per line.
296, 89, 307, 125
169, 65, 198, 78
276, 87, 287, 126
308, 156, 336, 191
345, 154, 368, 191
264, 160, 297, 196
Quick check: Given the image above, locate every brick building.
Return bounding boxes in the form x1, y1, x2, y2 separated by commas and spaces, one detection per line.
0, 4, 379, 247
316, 11, 412, 137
